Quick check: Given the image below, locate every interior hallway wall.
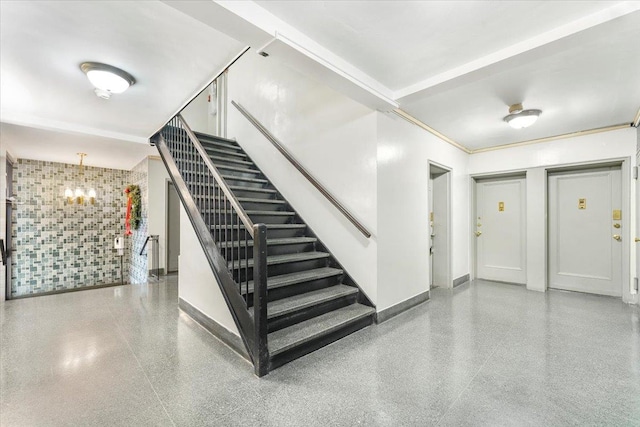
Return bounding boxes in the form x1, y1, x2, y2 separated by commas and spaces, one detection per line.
11, 159, 129, 296
469, 127, 637, 304
377, 113, 470, 311
0, 144, 8, 301
147, 158, 170, 274
226, 51, 378, 303
128, 158, 148, 284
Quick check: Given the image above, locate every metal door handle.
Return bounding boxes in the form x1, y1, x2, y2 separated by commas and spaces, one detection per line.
475, 231, 482, 237
613, 234, 621, 241
635, 238, 640, 243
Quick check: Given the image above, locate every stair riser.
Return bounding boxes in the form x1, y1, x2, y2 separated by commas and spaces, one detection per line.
246, 275, 343, 306
200, 210, 295, 223
204, 147, 248, 160
210, 157, 255, 169
221, 242, 316, 259
268, 314, 375, 371
230, 189, 277, 200
267, 293, 358, 333
234, 258, 329, 283
215, 166, 262, 177
205, 200, 287, 211
247, 213, 296, 224
200, 140, 242, 152
212, 227, 305, 240
221, 177, 268, 189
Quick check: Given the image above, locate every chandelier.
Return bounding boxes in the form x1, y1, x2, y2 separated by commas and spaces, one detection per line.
64, 153, 96, 205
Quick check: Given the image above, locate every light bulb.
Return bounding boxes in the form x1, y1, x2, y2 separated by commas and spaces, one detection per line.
86, 70, 130, 93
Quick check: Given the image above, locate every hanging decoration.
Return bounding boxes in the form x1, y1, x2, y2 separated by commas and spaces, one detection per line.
124, 184, 141, 235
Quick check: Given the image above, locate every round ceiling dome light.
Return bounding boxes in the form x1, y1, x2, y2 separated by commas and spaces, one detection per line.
503, 103, 542, 129
80, 62, 135, 99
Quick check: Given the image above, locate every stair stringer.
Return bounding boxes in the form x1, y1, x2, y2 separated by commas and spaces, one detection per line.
153, 132, 258, 364
195, 131, 376, 310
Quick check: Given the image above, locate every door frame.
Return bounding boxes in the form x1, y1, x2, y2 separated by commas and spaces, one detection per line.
165, 179, 180, 274
469, 157, 632, 302
470, 171, 528, 282
546, 160, 630, 299
471, 172, 528, 284
428, 161, 452, 288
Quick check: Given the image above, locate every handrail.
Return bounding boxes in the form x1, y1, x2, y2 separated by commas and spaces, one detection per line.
231, 100, 372, 239
156, 115, 270, 376
0, 239, 6, 266
176, 114, 256, 237
139, 235, 151, 256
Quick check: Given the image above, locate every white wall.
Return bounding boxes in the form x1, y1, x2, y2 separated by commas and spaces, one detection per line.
178, 205, 239, 335
0, 144, 6, 302
226, 52, 379, 303
469, 127, 637, 304
181, 86, 217, 135
147, 158, 170, 273
377, 113, 470, 311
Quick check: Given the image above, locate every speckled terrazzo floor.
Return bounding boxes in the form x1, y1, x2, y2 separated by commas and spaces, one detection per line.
1, 277, 639, 426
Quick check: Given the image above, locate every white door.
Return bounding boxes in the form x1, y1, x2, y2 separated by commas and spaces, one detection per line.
548, 167, 622, 296
475, 177, 527, 284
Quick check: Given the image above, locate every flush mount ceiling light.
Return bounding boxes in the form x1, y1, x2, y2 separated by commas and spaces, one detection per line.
503, 103, 542, 129
80, 62, 135, 99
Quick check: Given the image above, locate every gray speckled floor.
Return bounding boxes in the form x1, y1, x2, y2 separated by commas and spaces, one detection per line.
1, 278, 639, 426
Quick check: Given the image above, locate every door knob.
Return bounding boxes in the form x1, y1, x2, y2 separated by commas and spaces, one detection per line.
635, 238, 640, 243
613, 234, 621, 241
475, 231, 482, 237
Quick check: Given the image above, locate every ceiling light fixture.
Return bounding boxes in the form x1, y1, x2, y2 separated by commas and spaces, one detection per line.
503, 103, 542, 129
80, 62, 135, 99
64, 153, 96, 205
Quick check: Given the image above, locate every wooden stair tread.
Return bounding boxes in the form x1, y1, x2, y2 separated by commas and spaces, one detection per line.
243, 267, 343, 294
219, 236, 317, 248
268, 304, 375, 356
250, 285, 357, 319
229, 251, 329, 269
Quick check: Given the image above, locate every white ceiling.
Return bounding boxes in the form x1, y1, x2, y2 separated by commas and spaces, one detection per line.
401, 11, 640, 149
2, 1, 639, 155
0, 0, 245, 163
256, 0, 613, 92
248, 1, 640, 150
0, 123, 156, 170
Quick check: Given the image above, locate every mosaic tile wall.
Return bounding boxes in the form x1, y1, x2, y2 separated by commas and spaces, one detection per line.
128, 158, 148, 284
11, 159, 131, 296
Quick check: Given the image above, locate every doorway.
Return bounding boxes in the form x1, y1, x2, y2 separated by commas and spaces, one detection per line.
166, 181, 180, 274
548, 166, 622, 296
429, 163, 451, 289
474, 175, 527, 284
4, 157, 13, 300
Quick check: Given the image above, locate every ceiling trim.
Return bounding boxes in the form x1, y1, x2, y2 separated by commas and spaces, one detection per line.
471, 123, 632, 154
633, 106, 640, 127
392, 109, 633, 156
0, 112, 148, 144
392, 109, 472, 154
394, 2, 640, 102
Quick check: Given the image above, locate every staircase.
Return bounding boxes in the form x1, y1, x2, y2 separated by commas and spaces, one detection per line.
153, 115, 375, 376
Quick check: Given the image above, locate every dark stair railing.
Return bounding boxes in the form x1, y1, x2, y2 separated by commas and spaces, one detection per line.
152, 115, 269, 376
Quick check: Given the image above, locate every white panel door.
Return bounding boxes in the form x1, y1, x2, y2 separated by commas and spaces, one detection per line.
432, 173, 449, 287
548, 168, 622, 296
475, 177, 527, 284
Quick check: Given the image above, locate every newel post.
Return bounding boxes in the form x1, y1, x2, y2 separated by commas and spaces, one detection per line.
252, 223, 269, 377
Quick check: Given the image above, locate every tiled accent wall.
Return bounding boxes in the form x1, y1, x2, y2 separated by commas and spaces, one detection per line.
128, 158, 148, 284
11, 159, 131, 296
